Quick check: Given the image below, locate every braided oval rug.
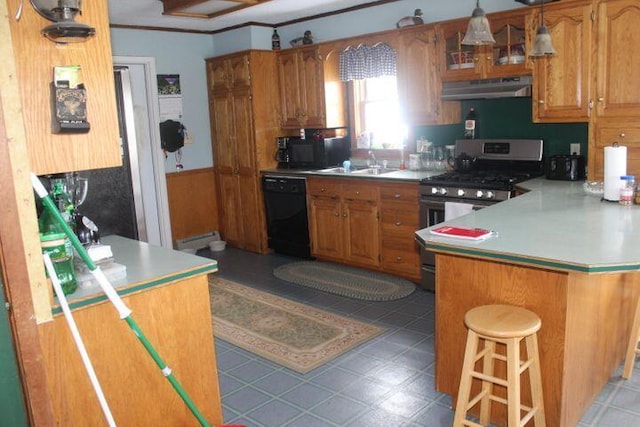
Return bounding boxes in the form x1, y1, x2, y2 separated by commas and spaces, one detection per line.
273, 261, 416, 301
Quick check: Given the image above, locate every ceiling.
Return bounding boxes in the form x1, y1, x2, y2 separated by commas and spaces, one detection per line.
107, 0, 405, 34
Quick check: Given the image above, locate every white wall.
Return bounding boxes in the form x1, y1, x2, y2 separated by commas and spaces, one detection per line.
110, 29, 215, 173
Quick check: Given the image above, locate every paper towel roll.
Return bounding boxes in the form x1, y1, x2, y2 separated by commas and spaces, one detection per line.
604, 145, 627, 201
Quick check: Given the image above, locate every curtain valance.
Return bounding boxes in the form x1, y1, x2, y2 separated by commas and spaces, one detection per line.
338, 43, 397, 81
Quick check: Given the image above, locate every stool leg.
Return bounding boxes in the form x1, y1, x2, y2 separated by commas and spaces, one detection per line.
454, 330, 480, 426
526, 334, 546, 427
506, 337, 521, 427
623, 298, 640, 379
479, 339, 496, 425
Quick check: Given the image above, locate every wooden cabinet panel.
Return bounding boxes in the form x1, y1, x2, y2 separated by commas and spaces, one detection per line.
309, 195, 343, 259
207, 51, 280, 253
343, 200, 379, 267
533, 1, 592, 123
595, 0, 640, 118
307, 177, 379, 267
277, 46, 346, 129
398, 25, 460, 126
7, 0, 120, 174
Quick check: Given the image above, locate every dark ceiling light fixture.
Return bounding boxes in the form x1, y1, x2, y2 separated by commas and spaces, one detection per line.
461, 0, 496, 45
30, 0, 96, 43
529, 0, 556, 56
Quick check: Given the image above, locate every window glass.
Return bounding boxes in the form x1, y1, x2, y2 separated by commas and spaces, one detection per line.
353, 75, 404, 150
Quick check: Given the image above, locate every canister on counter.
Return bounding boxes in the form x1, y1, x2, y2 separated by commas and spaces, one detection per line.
40, 232, 77, 295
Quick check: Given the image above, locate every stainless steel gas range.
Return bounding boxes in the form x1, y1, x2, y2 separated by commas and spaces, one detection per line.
419, 138, 544, 291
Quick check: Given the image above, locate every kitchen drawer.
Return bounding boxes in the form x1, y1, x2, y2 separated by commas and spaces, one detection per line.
342, 182, 378, 202
380, 184, 419, 203
381, 245, 420, 277
380, 209, 419, 236
307, 178, 341, 198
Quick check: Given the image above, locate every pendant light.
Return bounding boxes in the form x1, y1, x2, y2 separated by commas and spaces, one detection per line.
461, 0, 496, 45
529, 0, 556, 56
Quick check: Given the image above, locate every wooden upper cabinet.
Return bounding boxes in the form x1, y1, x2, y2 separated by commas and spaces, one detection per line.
277, 45, 346, 129
532, 1, 593, 123
397, 25, 460, 126
439, 9, 532, 82
207, 53, 251, 93
594, 0, 640, 118
7, 0, 120, 175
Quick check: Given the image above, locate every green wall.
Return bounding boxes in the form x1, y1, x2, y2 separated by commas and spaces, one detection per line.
414, 97, 589, 159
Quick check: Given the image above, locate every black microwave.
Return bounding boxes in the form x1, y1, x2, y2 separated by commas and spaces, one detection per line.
277, 136, 351, 169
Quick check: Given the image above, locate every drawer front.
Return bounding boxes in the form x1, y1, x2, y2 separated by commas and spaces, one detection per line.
381, 244, 420, 277
380, 184, 419, 203
380, 209, 419, 236
307, 178, 341, 198
342, 183, 378, 202
593, 123, 640, 180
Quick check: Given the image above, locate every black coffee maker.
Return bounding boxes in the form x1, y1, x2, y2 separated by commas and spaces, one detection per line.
276, 137, 290, 167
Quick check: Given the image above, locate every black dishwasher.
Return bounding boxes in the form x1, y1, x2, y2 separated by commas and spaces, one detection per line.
262, 175, 312, 258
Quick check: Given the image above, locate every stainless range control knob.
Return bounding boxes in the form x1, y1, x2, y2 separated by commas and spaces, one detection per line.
439, 187, 448, 195
486, 191, 494, 199
476, 190, 484, 198
457, 189, 465, 197
431, 187, 438, 195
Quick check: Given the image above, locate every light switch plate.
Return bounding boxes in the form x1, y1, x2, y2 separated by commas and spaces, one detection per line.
570, 143, 581, 155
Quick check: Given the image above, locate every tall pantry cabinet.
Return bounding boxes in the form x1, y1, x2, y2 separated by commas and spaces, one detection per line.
206, 51, 280, 253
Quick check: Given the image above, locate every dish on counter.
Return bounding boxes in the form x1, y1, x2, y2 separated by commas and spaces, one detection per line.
583, 181, 604, 197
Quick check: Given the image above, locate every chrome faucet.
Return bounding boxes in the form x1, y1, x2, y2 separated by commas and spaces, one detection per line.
368, 150, 378, 167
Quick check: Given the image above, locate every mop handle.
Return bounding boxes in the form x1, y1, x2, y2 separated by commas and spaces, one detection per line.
31, 173, 211, 427
43, 253, 117, 427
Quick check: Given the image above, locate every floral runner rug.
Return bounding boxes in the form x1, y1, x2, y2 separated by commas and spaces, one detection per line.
208, 277, 385, 374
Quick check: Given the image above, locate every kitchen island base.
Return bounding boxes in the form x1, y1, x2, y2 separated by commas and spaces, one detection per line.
435, 253, 640, 427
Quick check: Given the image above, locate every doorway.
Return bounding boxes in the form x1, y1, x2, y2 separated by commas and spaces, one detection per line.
112, 56, 172, 248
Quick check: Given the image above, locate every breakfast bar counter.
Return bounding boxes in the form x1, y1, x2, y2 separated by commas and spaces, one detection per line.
38, 236, 223, 426
416, 178, 640, 426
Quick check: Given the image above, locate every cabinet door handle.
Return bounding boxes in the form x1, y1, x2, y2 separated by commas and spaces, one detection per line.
396, 256, 403, 261
598, 97, 604, 102
394, 194, 401, 199
486, 56, 492, 61
395, 221, 402, 226
334, 212, 340, 217
320, 188, 326, 192
355, 191, 360, 195
538, 100, 545, 104
342, 212, 347, 217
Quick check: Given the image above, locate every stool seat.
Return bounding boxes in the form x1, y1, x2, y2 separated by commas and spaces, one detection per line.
465, 304, 541, 338
454, 304, 546, 426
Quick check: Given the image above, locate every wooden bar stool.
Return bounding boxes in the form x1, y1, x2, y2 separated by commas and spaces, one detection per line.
623, 296, 640, 379
453, 304, 546, 427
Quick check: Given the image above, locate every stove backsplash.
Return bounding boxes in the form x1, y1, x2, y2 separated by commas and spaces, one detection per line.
413, 98, 588, 160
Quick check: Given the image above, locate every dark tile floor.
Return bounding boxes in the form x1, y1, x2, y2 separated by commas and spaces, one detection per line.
199, 247, 640, 427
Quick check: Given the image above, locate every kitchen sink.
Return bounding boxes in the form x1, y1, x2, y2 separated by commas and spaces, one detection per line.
351, 167, 399, 175
317, 167, 349, 173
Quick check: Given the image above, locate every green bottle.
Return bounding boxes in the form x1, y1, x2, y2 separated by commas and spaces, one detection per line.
38, 198, 77, 296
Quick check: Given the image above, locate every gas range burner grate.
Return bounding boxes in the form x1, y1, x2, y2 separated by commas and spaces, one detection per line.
421, 170, 543, 191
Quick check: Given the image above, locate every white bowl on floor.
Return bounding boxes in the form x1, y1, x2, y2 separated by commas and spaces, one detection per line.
209, 240, 226, 251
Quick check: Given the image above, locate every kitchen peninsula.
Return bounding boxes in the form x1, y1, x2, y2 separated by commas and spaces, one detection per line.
40, 236, 222, 425
416, 178, 640, 426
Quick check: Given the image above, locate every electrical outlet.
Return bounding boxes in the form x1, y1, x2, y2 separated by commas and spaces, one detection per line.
184, 131, 194, 145
570, 143, 581, 155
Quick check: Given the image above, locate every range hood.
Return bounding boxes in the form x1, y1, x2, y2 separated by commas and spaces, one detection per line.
441, 76, 533, 100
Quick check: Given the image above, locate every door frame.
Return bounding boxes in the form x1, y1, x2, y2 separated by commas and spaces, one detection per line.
113, 56, 172, 248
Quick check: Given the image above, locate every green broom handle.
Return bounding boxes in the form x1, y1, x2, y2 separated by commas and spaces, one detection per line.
31, 174, 211, 427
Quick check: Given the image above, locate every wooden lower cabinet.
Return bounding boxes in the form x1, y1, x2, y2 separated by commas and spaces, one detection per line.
379, 182, 420, 281
307, 177, 420, 281
38, 273, 222, 426
590, 118, 640, 180
308, 178, 379, 268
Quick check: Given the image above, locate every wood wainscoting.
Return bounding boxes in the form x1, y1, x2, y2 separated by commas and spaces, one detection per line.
166, 168, 219, 246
